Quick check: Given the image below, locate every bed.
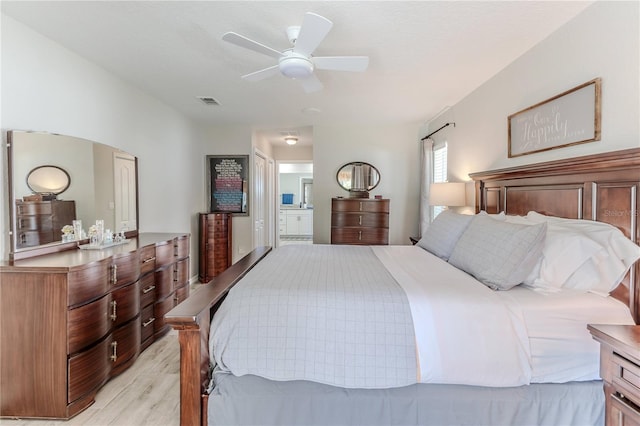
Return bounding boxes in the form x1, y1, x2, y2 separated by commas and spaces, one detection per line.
166, 148, 640, 426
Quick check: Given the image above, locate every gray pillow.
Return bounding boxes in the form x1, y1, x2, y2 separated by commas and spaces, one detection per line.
417, 210, 474, 260
448, 215, 547, 290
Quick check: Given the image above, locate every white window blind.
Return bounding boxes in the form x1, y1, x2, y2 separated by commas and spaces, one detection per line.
432, 142, 448, 217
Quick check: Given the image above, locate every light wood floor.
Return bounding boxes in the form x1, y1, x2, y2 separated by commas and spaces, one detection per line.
1, 331, 180, 426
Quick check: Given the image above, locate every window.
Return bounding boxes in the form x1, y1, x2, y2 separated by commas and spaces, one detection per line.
432, 142, 447, 218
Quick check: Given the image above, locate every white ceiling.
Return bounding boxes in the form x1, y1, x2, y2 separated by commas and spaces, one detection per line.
2, 1, 593, 147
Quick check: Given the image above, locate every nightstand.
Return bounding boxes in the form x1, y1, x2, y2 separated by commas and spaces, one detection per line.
588, 324, 640, 426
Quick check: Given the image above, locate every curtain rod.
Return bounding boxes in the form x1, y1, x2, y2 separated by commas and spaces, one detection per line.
421, 122, 456, 141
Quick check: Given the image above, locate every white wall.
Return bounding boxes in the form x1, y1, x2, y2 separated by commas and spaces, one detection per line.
429, 1, 639, 189
1, 15, 204, 272
313, 124, 422, 245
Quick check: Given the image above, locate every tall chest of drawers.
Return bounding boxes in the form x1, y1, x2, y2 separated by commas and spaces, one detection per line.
198, 212, 232, 283
15, 200, 76, 248
0, 233, 190, 420
331, 198, 390, 245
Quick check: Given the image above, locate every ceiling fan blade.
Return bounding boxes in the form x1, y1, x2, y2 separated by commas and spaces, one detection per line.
222, 32, 284, 59
241, 65, 280, 82
313, 56, 369, 72
293, 12, 333, 57
298, 73, 324, 93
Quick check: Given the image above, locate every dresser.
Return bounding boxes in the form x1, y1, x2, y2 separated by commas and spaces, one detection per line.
15, 200, 76, 248
0, 233, 190, 420
588, 324, 640, 426
331, 198, 389, 245
199, 213, 232, 283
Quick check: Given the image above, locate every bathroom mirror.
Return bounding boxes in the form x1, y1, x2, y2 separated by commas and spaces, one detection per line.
336, 162, 380, 197
26, 165, 71, 195
7, 130, 138, 257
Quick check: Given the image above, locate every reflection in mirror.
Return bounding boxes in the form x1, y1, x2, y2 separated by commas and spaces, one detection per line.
336, 162, 380, 198
8, 130, 138, 255
26, 165, 71, 194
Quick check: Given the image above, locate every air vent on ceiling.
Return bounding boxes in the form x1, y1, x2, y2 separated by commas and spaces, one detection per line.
197, 96, 221, 106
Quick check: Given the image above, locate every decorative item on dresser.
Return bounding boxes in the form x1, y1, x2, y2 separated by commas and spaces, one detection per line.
0, 232, 190, 420
331, 197, 389, 245
588, 324, 640, 426
199, 212, 232, 283
15, 199, 76, 248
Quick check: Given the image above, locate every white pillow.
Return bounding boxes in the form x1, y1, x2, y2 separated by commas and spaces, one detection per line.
417, 210, 474, 260
448, 215, 547, 290
526, 211, 640, 294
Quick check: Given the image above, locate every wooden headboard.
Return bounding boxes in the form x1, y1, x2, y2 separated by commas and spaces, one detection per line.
470, 148, 640, 325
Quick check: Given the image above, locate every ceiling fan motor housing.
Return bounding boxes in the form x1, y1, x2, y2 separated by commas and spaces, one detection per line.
279, 52, 314, 79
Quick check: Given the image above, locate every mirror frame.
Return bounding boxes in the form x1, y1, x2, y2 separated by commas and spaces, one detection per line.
7, 130, 139, 261
336, 161, 381, 197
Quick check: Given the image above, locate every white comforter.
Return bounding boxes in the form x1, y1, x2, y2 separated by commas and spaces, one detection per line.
210, 244, 634, 389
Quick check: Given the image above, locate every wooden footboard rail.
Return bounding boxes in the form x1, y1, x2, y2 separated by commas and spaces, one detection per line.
165, 246, 272, 426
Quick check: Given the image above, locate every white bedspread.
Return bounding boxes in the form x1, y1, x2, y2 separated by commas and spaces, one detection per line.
210, 244, 634, 390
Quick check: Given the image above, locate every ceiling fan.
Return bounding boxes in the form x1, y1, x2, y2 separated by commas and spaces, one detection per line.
222, 12, 369, 93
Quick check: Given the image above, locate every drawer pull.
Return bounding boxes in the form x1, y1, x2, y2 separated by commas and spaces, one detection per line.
358, 215, 362, 225
110, 341, 118, 362
142, 285, 156, 294
111, 264, 118, 284
142, 256, 156, 264
110, 300, 117, 321
358, 230, 362, 241
143, 317, 156, 327
359, 201, 363, 211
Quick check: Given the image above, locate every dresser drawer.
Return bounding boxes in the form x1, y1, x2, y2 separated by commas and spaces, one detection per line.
331, 212, 389, 228
139, 273, 156, 308
155, 241, 174, 268
176, 257, 189, 288
16, 201, 52, 215
67, 259, 111, 307
140, 305, 156, 343
139, 245, 156, 275
331, 228, 389, 245
111, 281, 140, 327
111, 317, 141, 373
111, 250, 140, 288
176, 235, 190, 260
609, 393, 640, 426
68, 336, 111, 403
67, 295, 110, 354
155, 265, 174, 300
17, 230, 54, 247
613, 353, 640, 407
153, 296, 176, 336
331, 199, 389, 213
16, 215, 53, 231
175, 285, 189, 305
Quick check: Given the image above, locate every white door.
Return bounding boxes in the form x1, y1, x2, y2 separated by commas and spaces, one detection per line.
113, 152, 137, 233
253, 152, 267, 247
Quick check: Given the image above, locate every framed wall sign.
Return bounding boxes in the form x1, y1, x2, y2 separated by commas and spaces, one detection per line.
207, 155, 249, 215
508, 78, 601, 158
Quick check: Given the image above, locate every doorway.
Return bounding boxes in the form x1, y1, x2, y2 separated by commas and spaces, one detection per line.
277, 162, 313, 247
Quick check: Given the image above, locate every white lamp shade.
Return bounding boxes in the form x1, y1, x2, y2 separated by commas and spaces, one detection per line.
429, 182, 466, 206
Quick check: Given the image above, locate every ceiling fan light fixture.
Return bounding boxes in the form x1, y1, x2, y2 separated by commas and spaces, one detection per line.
285, 136, 298, 145
279, 54, 314, 79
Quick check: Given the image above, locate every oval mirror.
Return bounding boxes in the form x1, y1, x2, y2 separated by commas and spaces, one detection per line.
336, 162, 380, 194
26, 165, 71, 195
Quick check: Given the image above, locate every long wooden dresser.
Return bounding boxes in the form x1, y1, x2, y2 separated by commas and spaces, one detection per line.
0, 232, 190, 420
331, 197, 390, 245
198, 212, 232, 283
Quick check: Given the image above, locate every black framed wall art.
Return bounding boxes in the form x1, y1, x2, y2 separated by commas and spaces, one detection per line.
206, 155, 249, 215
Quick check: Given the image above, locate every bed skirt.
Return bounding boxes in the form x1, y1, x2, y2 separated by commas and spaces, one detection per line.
209, 371, 604, 426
